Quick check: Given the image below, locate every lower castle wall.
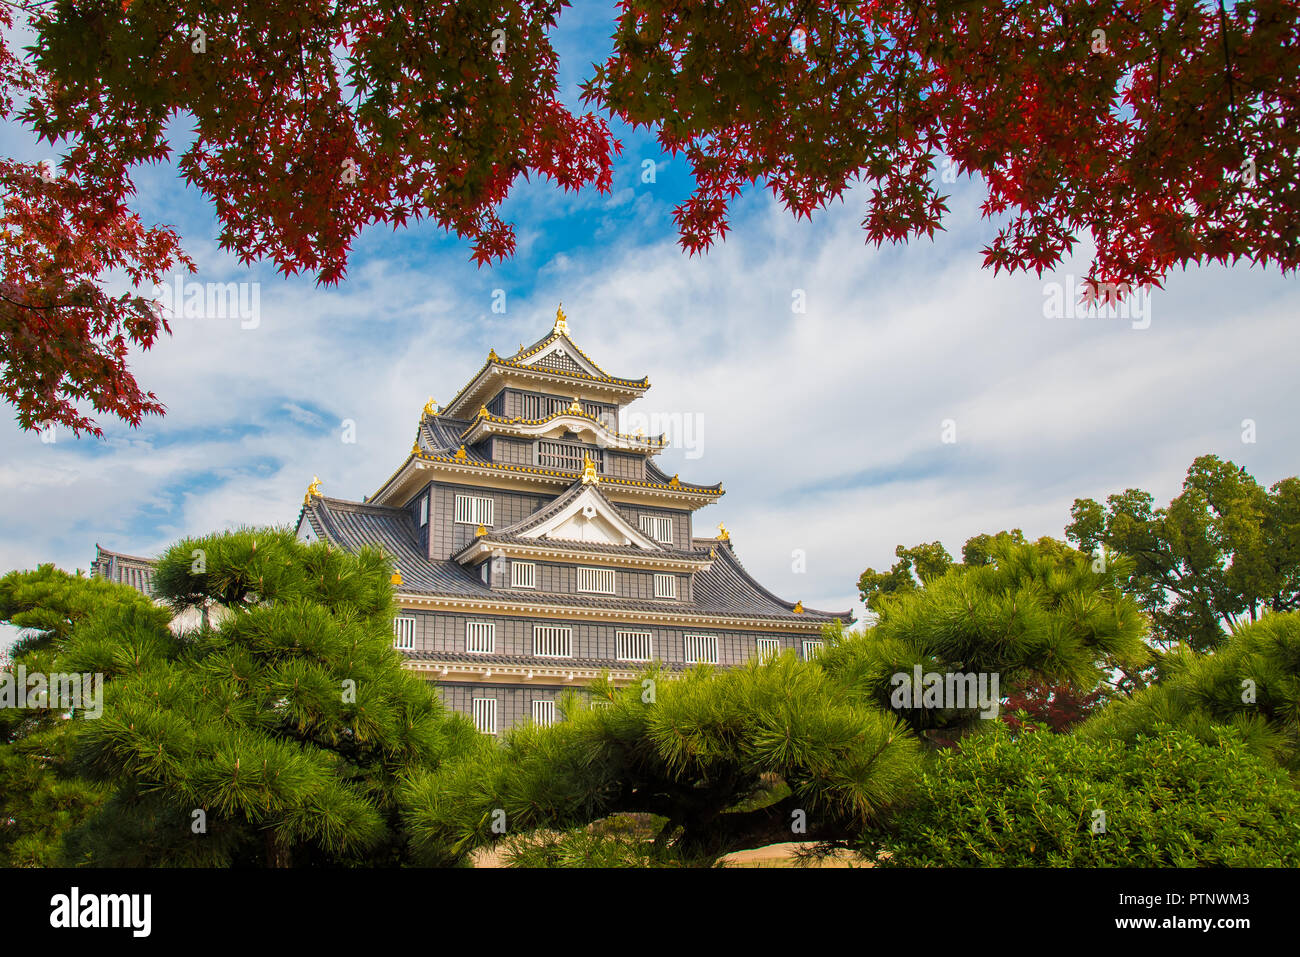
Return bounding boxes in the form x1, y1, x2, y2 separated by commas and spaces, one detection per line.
396, 608, 817, 667
404, 608, 827, 731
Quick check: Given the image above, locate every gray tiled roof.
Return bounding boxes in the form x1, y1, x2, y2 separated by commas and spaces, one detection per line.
694, 541, 852, 620
419, 415, 480, 456
411, 414, 720, 494
302, 497, 488, 594
449, 480, 711, 562
644, 459, 722, 492
301, 494, 852, 623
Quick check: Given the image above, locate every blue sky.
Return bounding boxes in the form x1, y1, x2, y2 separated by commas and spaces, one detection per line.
2, 3, 1298, 638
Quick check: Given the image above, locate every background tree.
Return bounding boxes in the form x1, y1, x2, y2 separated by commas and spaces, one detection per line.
857, 540, 955, 612
62, 528, 477, 866
401, 654, 921, 866
1066, 454, 1300, 652
857, 530, 1029, 612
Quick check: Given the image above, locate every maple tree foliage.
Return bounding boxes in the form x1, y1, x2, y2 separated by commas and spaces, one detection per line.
2, 0, 617, 434
1002, 678, 1105, 733
1, 5, 193, 435
2, 0, 1296, 435
583, 0, 1299, 293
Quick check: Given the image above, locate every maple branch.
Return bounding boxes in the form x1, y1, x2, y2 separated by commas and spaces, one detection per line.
1218, 0, 1237, 133
775, 0, 816, 50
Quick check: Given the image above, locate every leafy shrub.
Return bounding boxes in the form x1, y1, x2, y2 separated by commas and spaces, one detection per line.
863, 726, 1300, 867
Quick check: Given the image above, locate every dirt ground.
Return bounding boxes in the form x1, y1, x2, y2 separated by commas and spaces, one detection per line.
715, 842, 872, 868
471, 840, 873, 868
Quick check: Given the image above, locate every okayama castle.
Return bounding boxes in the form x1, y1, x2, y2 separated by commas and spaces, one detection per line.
94, 307, 851, 733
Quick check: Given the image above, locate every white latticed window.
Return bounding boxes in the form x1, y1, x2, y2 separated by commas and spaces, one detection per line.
392, 616, 415, 650
532, 699, 557, 727
511, 560, 536, 589
472, 698, 497, 735
465, 621, 495, 654
454, 493, 493, 526
654, 573, 677, 599
803, 639, 825, 660
521, 393, 567, 420
576, 566, 615, 594
684, 633, 719, 664
537, 440, 600, 472
639, 515, 673, 544
616, 630, 653, 662
756, 637, 780, 661
533, 625, 573, 658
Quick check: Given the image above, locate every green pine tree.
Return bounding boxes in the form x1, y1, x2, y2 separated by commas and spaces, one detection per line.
402, 653, 921, 866
0, 565, 159, 866
825, 537, 1151, 744
62, 528, 478, 866
1079, 608, 1300, 773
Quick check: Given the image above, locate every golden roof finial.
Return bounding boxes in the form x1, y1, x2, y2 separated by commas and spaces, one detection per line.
717, 522, 730, 541
475, 524, 488, 537
454, 445, 468, 461
555, 303, 569, 335
390, 568, 403, 586
581, 452, 600, 485
423, 397, 439, 416
410, 440, 421, 457
488, 348, 498, 361
567, 397, 583, 415
478, 404, 490, 418
669, 474, 681, 488
793, 601, 804, 614
303, 475, 322, 505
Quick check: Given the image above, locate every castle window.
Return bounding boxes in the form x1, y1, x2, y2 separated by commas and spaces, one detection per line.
533, 625, 573, 658
537, 440, 601, 473
803, 640, 825, 660
616, 630, 654, 662
522, 393, 568, 420
511, 560, 536, 589
532, 700, 557, 727
577, 566, 616, 595
392, 616, 416, 650
418, 495, 429, 527
640, 515, 673, 544
466, 621, 496, 654
653, 573, 677, 599
684, 633, 719, 665
473, 698, 497, 735
756, 637, 780, 661
454, 493, 493, 526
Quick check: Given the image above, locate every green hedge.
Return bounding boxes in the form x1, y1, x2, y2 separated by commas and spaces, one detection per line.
863, 726, 1300, 867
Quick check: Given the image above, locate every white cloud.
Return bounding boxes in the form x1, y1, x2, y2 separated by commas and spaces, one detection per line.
0, 158, 1296, 635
